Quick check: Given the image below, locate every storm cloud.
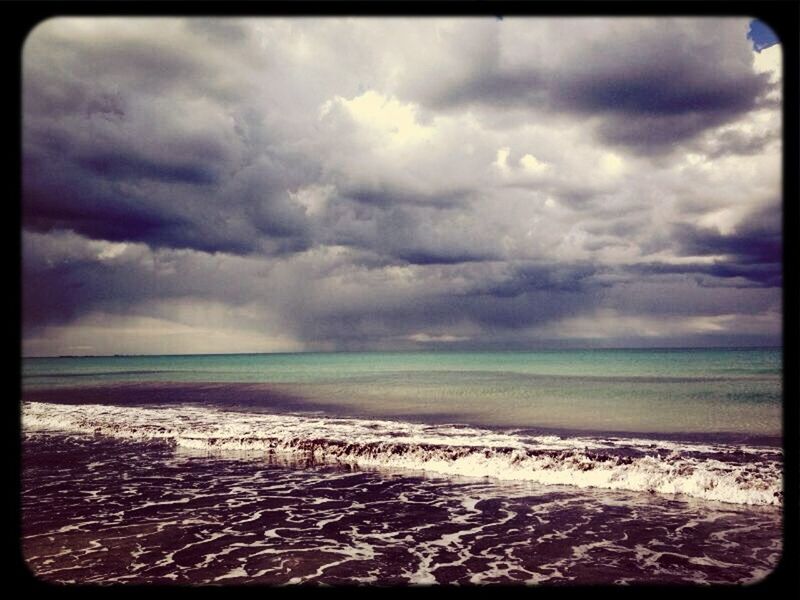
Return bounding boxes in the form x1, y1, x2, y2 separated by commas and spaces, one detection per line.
21, 17, 782, 356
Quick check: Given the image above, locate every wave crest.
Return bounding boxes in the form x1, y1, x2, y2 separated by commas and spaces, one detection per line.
23, 402, 782, 506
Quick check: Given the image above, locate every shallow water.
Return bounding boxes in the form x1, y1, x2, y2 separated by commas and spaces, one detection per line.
22, 433, 782, 585
22, 401, 783, 506
22, 348, 782, 436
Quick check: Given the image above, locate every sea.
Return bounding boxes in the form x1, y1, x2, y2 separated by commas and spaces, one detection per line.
20, 348, 784, 585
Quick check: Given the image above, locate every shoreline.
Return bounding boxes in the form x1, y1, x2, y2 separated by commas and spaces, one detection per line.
22, 400, 784, 507
21, 381, 784, 448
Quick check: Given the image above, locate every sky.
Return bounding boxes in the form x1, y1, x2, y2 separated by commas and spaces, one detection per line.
21, 17, 783, 356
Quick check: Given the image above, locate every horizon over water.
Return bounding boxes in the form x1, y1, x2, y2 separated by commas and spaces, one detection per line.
24, 343, 784, 359
23, 347, 782, 439
22, 346, 784, 584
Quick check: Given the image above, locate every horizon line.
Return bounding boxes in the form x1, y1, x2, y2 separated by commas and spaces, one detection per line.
22, 344, 784, 360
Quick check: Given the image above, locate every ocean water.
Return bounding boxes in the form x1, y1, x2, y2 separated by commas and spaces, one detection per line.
21, 348, 784, 585
23, 348, 782, 436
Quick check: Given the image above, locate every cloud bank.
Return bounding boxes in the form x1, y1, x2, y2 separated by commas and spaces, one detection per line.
22, 17, 782, 355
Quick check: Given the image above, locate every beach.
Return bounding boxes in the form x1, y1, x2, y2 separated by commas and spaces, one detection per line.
21, 349, 783, 584
20, 12, 787, 588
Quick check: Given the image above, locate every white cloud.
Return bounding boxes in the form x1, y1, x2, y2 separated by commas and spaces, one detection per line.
327, 90, 434, 147
405, 333, 471, 343
752, 43, 781, 83
598, 152, 624, 177
493, 146, 511, 172
519, 153, 549, 174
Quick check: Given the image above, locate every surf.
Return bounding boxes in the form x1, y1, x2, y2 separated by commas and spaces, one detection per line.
23, 402, 782, 507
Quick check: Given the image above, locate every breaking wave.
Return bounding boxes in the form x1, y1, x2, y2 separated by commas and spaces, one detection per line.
22, 402, 782, 506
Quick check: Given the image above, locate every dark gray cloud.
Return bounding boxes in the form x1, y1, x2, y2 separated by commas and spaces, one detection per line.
315, 199, 500, 266
344, 183, 470, 210
699, 128, 778, 159
417, 19, 774, 153
473, 264, 602, 298
22, 17, 306, 257
21, 18, 783, 355
678, 211, 780, 260
183, 19, 251, 43
626, 261, 781, 289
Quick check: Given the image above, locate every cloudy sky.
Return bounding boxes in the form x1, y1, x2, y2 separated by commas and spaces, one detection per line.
22, 17, 782, 356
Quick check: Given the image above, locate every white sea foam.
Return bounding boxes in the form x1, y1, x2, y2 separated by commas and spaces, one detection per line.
22, 402, 782, 506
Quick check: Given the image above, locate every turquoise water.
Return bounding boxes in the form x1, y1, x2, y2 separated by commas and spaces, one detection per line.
22, 348, 782, 437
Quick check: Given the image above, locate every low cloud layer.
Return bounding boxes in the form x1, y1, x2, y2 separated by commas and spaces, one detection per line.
22, 17, 782, 355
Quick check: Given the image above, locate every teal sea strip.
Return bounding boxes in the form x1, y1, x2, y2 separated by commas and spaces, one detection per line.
22, 348, 782, 437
